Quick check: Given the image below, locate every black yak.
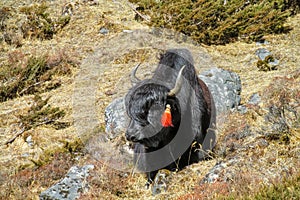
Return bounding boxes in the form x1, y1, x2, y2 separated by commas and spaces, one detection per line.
125, 49, 216, 187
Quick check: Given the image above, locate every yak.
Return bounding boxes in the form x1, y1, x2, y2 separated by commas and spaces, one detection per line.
125, 49, 216, 187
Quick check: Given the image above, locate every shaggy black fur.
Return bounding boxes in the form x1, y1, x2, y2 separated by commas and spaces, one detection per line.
125, 49, 215, 187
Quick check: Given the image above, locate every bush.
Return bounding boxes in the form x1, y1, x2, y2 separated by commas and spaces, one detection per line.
0, 50, 77, 102
129, 0, 297, 45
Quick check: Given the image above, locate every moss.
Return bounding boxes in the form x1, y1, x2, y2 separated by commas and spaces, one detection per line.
256, 55, 278, 71
14, 137, 84, 173
129, 0, 297, 45
28, 138, 84, 169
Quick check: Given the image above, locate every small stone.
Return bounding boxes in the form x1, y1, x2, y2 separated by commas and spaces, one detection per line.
152, 169, 171, 195
99, 27, 109, 35
123, 30, 133, 33
248, 93, 261, 105
255, 48, 279, 71
256, 39, 269, 45
25, 135, 34, 147
257, 138, 269, 148
200, 161, 227, 184
255, 48, 271, 60
21, 153, 30, 158
237, 105, 248, 114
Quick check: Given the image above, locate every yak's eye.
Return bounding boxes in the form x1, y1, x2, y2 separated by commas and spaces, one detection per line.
139, 120, 149, 126
133, 113, 149, 126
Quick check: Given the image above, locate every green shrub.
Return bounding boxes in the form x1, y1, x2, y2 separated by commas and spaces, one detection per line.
0, 51, 76, 102
130, 0, 297, 45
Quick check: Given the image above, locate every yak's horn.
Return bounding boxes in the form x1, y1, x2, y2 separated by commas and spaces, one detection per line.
168, 65, 186, 96
130, 63, 141, 84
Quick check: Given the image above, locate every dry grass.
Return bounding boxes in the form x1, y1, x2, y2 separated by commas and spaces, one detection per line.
0, 0, 299, 199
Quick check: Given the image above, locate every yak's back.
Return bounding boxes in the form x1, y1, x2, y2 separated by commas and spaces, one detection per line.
153, 49, 199, 87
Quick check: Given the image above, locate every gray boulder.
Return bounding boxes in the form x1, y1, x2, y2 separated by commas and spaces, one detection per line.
105, 97, 129, 139
39, 165, 94, 200
199, 67, 241, 116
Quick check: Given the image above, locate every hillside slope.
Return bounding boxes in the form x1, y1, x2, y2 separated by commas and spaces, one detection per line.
0, 0, 299, 199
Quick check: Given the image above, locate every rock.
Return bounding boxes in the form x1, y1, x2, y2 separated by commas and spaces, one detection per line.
200, 161, 227, 184
25, 135, 34, 147
104, 97, 129, 139
21, 153, 30, 158
256, 39, 270, 45
248, 93, 261, 105
237, 93, 261, 114
256, 138, 269, 148
39, 165, 94, 200
199, 68, 242, 116
151, 169, 171, 195
255, 48, 271, 60
82, 0, 99, 6
237, 105, 248, 114
200, 159, 240, 184
99, 27, 109, 35
123, 30, 134, 33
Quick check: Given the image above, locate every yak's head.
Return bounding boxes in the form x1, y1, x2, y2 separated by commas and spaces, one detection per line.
125, 66, 185, 148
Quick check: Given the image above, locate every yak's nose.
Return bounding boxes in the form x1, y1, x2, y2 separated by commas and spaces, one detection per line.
125, 131, 138, 142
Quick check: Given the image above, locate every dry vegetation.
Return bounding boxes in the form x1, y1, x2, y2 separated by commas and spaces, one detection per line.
0, 0, 299, 199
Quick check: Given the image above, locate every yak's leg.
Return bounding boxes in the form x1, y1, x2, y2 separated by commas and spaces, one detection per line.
134, 144, 158, 188
194, 128, 217, 161
145, 170, 158, 189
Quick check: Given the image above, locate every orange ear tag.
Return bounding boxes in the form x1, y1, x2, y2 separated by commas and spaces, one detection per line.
161, 104, 173, 127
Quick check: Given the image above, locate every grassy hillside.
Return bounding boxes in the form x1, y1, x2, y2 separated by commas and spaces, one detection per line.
0, 0, 299, 199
